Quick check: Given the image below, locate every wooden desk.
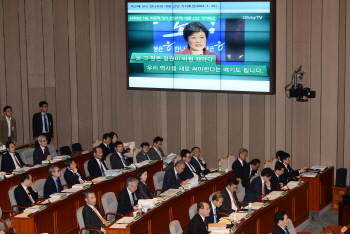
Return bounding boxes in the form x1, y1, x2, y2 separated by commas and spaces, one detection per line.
318, 225, 350, 234
10, 160, 163, 234
105, 171, 233, 234
301, 166, 334, 212
339, 201, 350, 226
0, 151, 92, 220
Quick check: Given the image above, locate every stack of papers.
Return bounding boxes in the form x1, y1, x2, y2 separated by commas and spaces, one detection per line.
92, 176, 107, 184
160, 189, 182, 197
13, 167, 32, 173
301, 173, 318, 178
243, 202, 264, 210
124, 152, 133, 158
23, 205, 42, 213
0, 171, 6, 180
110, 217, 135, 229
220, 212, 248, 221
262, 191, 283, 201
138, 199, 155, 209
62, 188, 82, 193
104, 169, 123, 177
16, 212, 33, 218
40, 197, 61, 204
163, 153, 177, 164
311, 166, 328, 171
206, 172, 221, 178
50, 193, 68, 198
54, 155, 70, 160
282, 181, 300, 190
208, 223, 227, 232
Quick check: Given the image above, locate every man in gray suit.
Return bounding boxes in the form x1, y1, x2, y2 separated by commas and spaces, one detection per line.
148, 136, 167, 161
0, 106, 17, 147
136, 142, 151, 163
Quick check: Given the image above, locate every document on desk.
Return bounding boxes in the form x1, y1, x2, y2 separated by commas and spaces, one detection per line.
138, 199, 155, 208
262, 191, 283, 200
206, 172, 221, 178
187, 175, 199, 186
110, 216, 135, 228
163, 153, 177, 164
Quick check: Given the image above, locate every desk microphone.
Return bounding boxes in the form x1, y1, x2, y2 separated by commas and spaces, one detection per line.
286, 185, 291, 191
132, 163, 138, 169
311, 216, 335, 234
245, 187, 271, 202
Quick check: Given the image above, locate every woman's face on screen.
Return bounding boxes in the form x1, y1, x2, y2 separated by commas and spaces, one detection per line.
186, 31, 207, 54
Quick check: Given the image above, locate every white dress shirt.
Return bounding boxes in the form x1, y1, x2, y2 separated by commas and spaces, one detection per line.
226, 187, 238, 211
153, 147, 163, 160
186, 162, 197, 177
193, 156, 205, 171
238, 158, 244, 166
94, 157, 107, 172
211, 201, 217, 223
127, 188, 135, 205
117, 152, 127, 167
5, 116, 11, 137
10, 153, 21, 169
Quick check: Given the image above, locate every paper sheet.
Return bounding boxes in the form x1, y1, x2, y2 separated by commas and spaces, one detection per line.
110, 223, 128, 229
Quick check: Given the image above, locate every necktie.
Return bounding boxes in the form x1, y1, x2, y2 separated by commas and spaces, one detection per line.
204, 219, 207, 226
100, 160, 105, 176
56, 178, 62, 192
130, 193, 134, 206
231, 192, 239, 210
262, 182, 266, 196
119, 153, 127, 167
284, 228, 288, 234
213, 208, 217, 223
93, 206, 108, 226
26, 188, 35, 204
43, 149, 47, 158
250, 170, 254, 178
145, 154, 150, 160
44, 114, 48, 132
176, 173, 180, 185
13, 155, 23, 168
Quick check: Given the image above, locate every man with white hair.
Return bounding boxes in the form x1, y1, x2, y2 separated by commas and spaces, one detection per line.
33, 135, 52, 165
117, 177, 139, 215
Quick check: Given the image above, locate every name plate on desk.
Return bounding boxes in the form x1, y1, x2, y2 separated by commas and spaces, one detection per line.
263, 202, 269, 207
60, 194, 68, 199
281, 191, 288, 196
39, 205, 47, 211
134, 215, 141, 221
220, 172, 227, 175
155, 202, 162, 207
231, 226, 237, 233
83, 184, 91, 189
175, 191, 183, 196
18, 169, 26, 174
244, 214, 251, 219
199, 181, 206, 186
41, 163, 49, 167
298, 182, 303, 186
106, 176, 114, 180
149, 160, 157, 164
128, 168, 136, 172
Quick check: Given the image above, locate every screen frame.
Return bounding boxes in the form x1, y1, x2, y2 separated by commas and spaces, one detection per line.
125, 0, 276, 95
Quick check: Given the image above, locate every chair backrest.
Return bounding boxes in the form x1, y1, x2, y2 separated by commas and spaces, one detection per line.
84, 159, 90, 177
227, 154, 235, 171
209, 191, 218, 202
133, 147, 142, 163
264, 160, 273, 169
101, 192, 118, 222
189, 203, 197, 220
169, 220, 183, 234
60, 167, 67, 186
8, 186, 18, 211
0, 155, 2, 168
236, 181, 245, 202
172, 155, 181, 165
33, 179, 47, 198
105, 153, 113, 170
250, 174, 258, 182
47, 144, 57, 156
76, 206, 87, 233
272, 157, 279, 169
20, 148, 35, 165
287, 219, 296, 234
218, 156, 229, 171
72, 143, 83, 153
92, 140, 102, 149
153, 171, 166, 191
60, 146, 72, 155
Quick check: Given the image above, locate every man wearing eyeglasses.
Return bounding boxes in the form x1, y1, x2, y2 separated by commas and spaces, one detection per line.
188, 201, 210, 234
43, 165, 63, 198
33, 135, 52, 165
117, 177, 139, 215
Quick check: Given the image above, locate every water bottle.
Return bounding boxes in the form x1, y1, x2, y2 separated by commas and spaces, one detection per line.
248, 202, 252, 215
233, 214, 237, 225
218, 166, 222, 172
138, 203, 142, 216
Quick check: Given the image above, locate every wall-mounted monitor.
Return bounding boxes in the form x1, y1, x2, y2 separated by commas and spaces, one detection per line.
127, 0, 276, 94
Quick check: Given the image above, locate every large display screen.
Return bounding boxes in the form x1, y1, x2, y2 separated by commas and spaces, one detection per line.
127, 1, 275, 94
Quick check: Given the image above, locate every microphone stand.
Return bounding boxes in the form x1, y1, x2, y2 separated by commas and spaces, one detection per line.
311, 216, 336, 234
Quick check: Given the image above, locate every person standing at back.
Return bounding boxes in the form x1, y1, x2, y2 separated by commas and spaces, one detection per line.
0, 106, 17, 147
32, 101, 53, 147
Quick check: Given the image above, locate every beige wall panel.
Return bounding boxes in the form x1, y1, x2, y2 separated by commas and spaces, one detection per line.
53, 0, 72, 147
201, 93, 217, 168
155, 91, 163, 138
161, 91, 168, 153
167, 92, 181, 155
270, 95, 276, 156
275, 0, 287, 152
291, 0, 311, 169
216, 93, 228, 159
0, 1, 6, 109
249, 95, 265, 163
95, 0, 103, 138
309, 0, 322, 166
3, 0, 23, 144
320, 0, 339, 167
100, 0, 112, 133
242, 94, 250, 158
180, 92, 187, 149
265, 95, 271, 161
344, 0, 350, 185
132, 90, 142, 146
109, 0, 117, 132
194, 93, 201, 148
186, 92, 195, 149
76, 0, 93, 150
228, 94, 243, 156
18, 0, 30, 144
89, 0, 98, 142
141, 91, 156, 144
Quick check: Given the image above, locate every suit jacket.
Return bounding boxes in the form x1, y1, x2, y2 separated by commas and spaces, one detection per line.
236, 163, 258, 188
14, 185, 38, 211
135, 180, 155, 199
64, 168, 87, 185
148, 147, 165, 161
110, 152, 130, 169
43, 176, 62, 198
33, 146, 51, 165
162, 168, 181, 190
205, 202, 218, 225
243, 176, 271, 203
282, 164, 300, 182
179, 163, 195, 181
32, 112, 53, 138
272, 224, 290, 234
218, 187, 241, 214
117, 187, 138, 215
82, 203, 107, 234
88, 157, 108, 178
190, 156, 210, 175
1, 152, 25, 172
188, 213, 210, 234
0, 115, 17, 144
270, 173, 287, 191
99, 142, 113, 161
231, 158, 247, 173
136, 151, 150, 163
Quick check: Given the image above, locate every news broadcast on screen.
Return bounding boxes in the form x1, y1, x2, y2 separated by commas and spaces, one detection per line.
127, 1, 275, 93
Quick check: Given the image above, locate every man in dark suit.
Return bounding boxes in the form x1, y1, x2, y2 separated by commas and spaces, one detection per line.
136, 142, 151, 163
271, 161, 287, 191
206, 192, 224, 225
43, 165, 62, 198
162, 160, 189, 190
32, 101, 53, 146
14, 173, 38, 211
33, 135, 52, 165
110, 141, 131, 169
219, 178, 242, 215
280, 152, 308, 182
236, 159, 260, 189
272, 211, 290, 234
99, 133, 113, 161
117, 177, 139, 215
276, 150, 285, 161
243, 168, 273, 203
179, 149, 198, 181
148, 136, 167, 161
82, 189, 110, 234
64, 158, 87, 185
88, 147, 108, 178
231, 148, 248, 172
1, 141, 25, 172
0, 106, 17, 146
190, 146, 210, 175
188, 201, 210, 234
